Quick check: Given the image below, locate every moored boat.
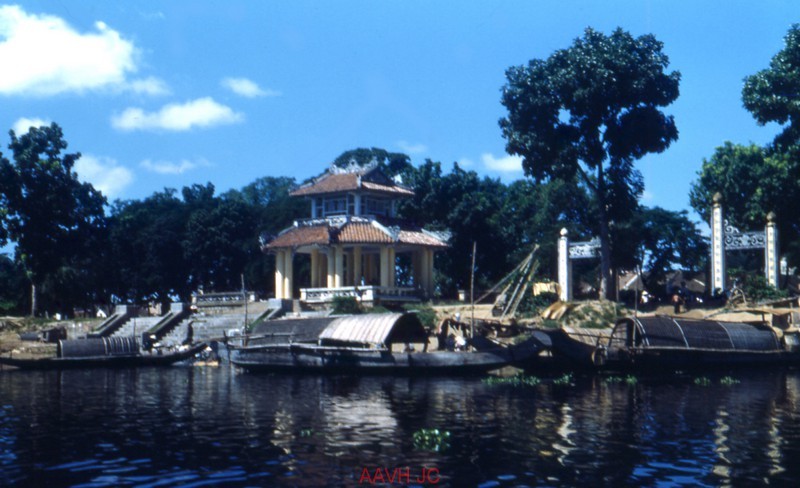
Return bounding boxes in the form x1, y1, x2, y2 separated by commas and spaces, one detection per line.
0, 337, 207, 370
548, 315, 800, 371
228, 312, 541, 374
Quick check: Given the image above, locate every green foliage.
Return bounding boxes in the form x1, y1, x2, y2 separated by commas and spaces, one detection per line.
332, 147, 413, 179
728, 268, 787, 303
742, 24, 800, 149
694, 376, 712, 386
331, 296, 362, 315
690, 143, 800, 270
483, 374, 541, 387
402, 304, 437, 330
603, 375, 638, 385
553, 373, 574, 386
719, 376, 740, 386
412, 428, 451, 452
0, 123, 107, 315
500, 27, 680, 298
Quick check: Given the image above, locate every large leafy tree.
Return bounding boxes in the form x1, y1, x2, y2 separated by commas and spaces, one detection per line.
742, 24, 800, 150
499, 27, 680, 299
689, 143, 800, 266
0, 124, 106, 315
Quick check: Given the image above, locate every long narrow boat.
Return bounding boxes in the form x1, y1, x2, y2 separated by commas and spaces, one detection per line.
548, 315, 800, 371
228, 313, 541, 374
0, 337, 206, 370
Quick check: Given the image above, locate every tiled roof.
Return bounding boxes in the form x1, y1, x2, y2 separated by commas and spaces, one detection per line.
265, 225, 330, 249
290, 170, 414, 197
397, 230, 449, 248
265, 218, 449, 250
335, 222, 394, 244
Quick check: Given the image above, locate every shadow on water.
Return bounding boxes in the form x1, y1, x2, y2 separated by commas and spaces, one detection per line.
1, 366, 800, 486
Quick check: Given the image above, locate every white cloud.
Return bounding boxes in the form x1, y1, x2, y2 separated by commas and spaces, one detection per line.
140, 158, 210, 175
642, 190, 655, 202
397, 140, 428, 155
126, 76, 170, 96
0, 5, 139, 96
12, 117, 50, 135
112, 98, 244, 131
74, 154, 134, 198
481, 153, 523, 172
458, 157, 475, 168
221, 77, 280, 98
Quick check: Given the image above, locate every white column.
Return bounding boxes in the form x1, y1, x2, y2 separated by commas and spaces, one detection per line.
711, 193, 726, 293
310, 249, 320, 288
326, 249, 335, 288
334, 246, 344, 288
275, 251, 285, 299
283, 250, 293, 299
558, 228, 572, 301
766, 212, 779, 288
380, 247, 390, 287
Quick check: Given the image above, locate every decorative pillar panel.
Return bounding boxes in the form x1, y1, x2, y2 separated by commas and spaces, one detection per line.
380, 247, 390, 287
353, 246, 363, 286
334, 246, 344, 288
274, 251, 285, 299
711, 194, 725, 293
558, 229, 571, 301
766, 212, 779, 288
283, 251, 293, 299
310, 249, 320, 288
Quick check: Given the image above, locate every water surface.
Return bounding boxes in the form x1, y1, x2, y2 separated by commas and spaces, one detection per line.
2, 365, 800, 486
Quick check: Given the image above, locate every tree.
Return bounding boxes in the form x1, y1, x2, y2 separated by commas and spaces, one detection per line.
500, 27, 680, 299
742, 24, 800, 150
332, 147, 413, 178
0, 123, 107, 315
629, 207, 708, 292
689, 142, 800, 267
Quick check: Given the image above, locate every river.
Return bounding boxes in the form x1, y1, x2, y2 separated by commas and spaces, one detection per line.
2, 365, 800, 487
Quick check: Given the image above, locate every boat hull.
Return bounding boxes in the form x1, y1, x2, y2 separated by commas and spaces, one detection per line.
229, 343, 536, 375
0, 344, 206, 370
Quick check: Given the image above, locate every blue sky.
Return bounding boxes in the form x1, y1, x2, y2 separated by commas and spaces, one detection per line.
0, 1, 795, 220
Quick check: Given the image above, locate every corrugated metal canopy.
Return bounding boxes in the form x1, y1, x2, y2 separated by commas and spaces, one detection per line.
628, 316, 780, 351
319, 313, 427, 347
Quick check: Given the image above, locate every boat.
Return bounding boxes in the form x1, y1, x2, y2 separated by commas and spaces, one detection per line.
0, 337, 207, 370
548, 315, 800, 371
228, 312, 542, 374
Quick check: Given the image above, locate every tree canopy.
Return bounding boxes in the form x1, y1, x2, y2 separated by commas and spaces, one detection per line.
500, 27, 680, 299
742, 24, 800, 149
0, 124, 107, 315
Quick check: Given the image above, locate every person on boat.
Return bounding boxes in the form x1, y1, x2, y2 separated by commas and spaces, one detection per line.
445, 333, 457, 351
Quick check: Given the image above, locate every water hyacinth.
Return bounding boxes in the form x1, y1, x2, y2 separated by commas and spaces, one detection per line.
483, 375, 541, 387
413, 428, 451, 452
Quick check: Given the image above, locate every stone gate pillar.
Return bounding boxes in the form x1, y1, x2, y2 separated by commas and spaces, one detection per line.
711, 193, 726, 294
765, 212, 779, 288
558, 228, 572, 301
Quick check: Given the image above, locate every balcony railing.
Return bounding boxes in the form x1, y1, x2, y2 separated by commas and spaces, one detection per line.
300, 286, 420, 303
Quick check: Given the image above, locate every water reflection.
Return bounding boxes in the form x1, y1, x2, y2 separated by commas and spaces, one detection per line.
2, 367, 800, 486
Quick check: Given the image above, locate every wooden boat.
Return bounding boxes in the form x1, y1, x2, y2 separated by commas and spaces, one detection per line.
548, 315, 800, 371
0, 337, 207, 370
228, 313, 542, 374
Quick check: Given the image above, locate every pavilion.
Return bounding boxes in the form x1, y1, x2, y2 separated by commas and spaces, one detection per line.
262, 163, 449, 304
